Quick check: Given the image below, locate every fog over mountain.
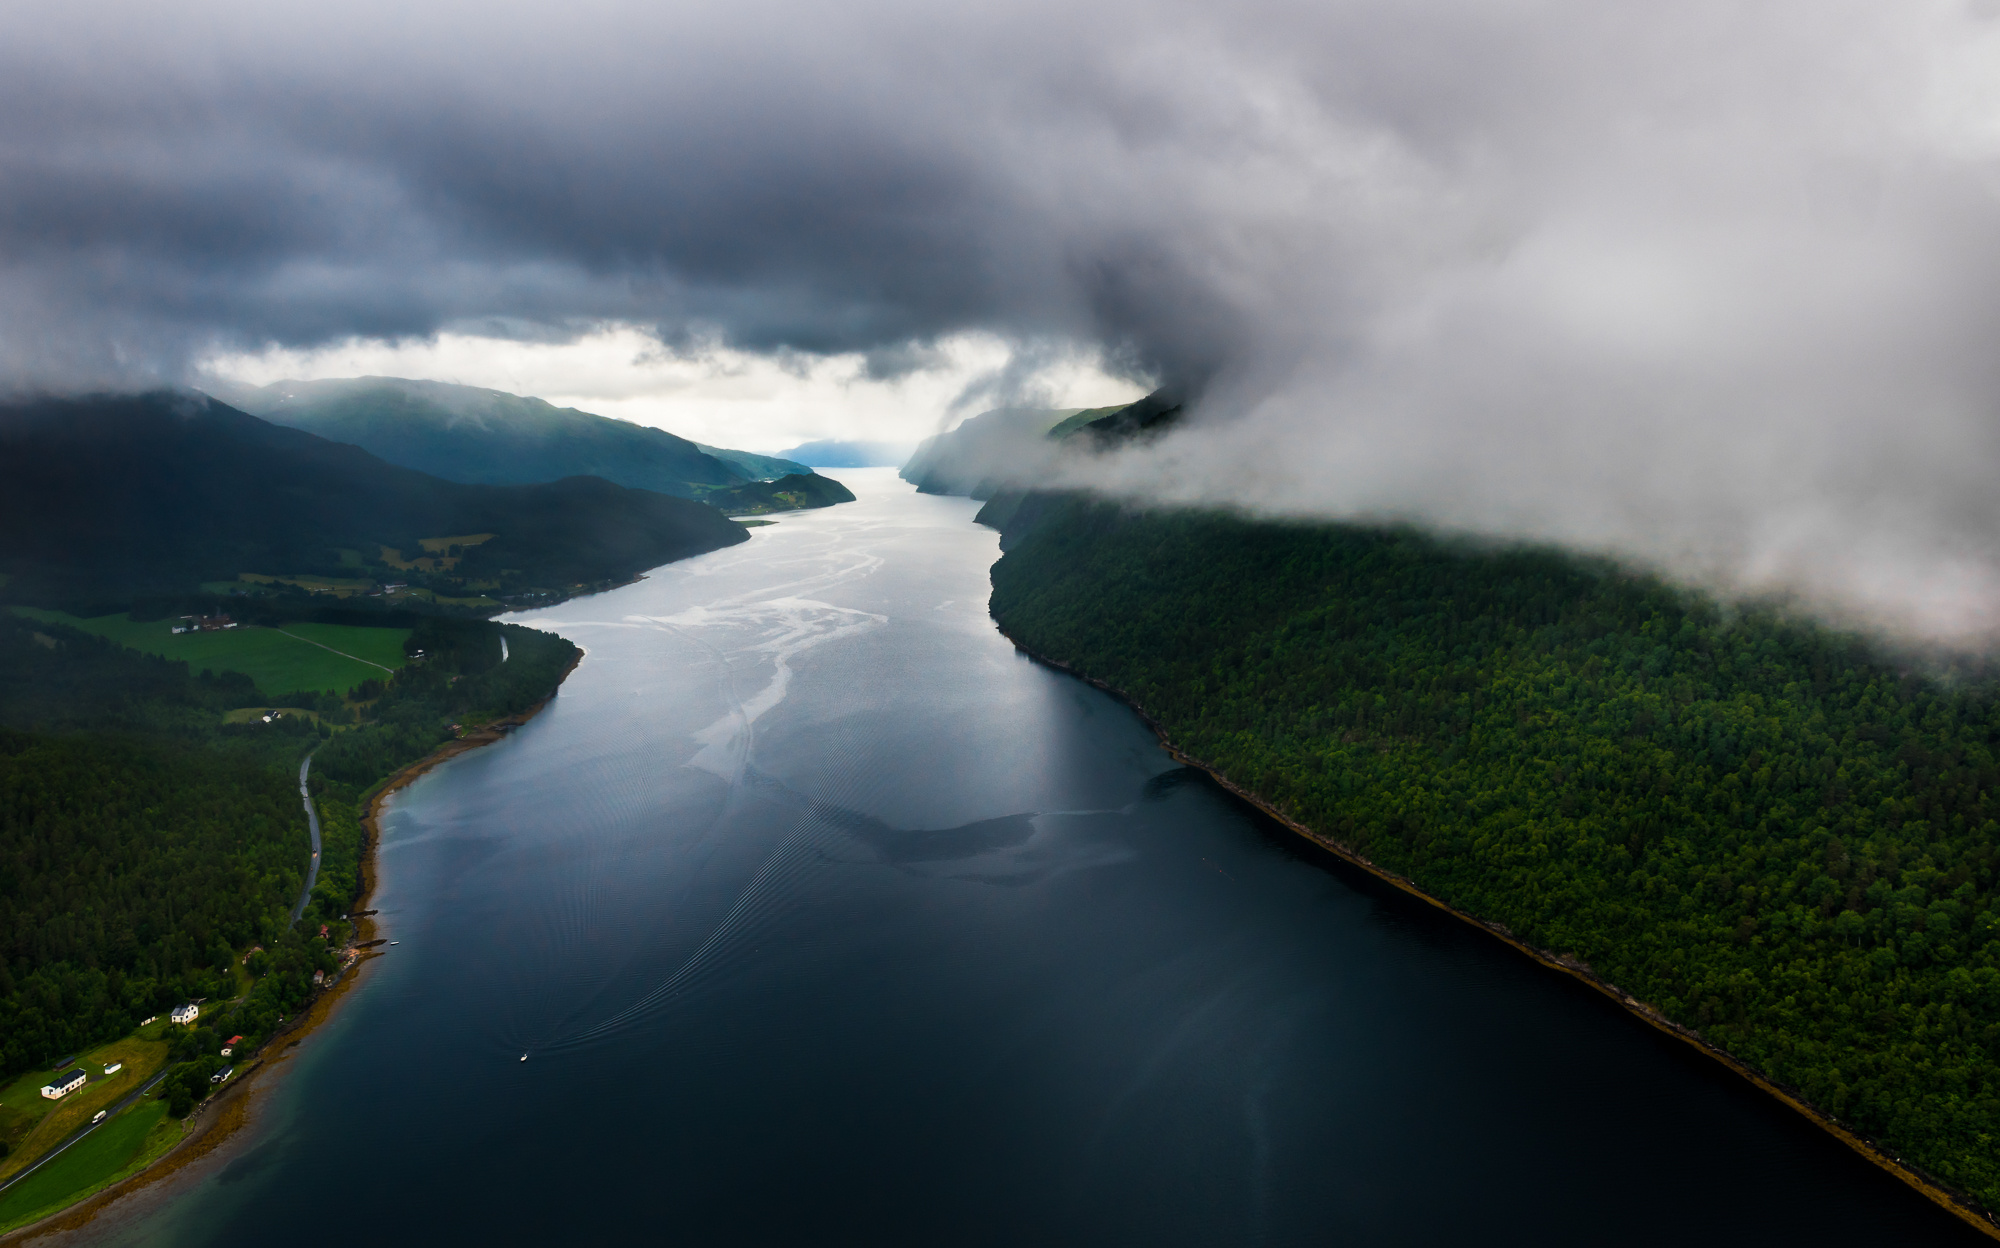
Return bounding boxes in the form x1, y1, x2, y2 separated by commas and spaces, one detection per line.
8, 0, 2000, 640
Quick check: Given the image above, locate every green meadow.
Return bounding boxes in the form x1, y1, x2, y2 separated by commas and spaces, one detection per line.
0, 1101, 173, 1233
14, 609, 409, 697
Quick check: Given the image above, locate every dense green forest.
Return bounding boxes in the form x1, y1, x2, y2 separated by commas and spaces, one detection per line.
985, 491, 2000, 1211
0, 609, 578, 1100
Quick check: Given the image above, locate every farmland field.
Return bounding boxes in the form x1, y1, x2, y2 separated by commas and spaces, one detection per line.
12, 610, 408, 697
0, 1101, 172, 1233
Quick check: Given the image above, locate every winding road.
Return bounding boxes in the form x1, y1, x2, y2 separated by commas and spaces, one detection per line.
291, 752, 320, 925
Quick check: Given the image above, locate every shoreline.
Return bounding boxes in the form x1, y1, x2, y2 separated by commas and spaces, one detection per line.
1000, 631, 2000, 1244
0, 650, 584, 1245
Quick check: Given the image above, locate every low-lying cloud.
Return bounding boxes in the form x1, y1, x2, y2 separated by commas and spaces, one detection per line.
8, 0, 2000, 641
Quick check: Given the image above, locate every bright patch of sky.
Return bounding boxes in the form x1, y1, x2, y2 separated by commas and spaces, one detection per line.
202, 327, 1143, 452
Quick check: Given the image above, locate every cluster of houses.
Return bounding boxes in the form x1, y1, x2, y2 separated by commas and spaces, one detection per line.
171, 614, 238, 634
40, 1000, 226, 1096
39, 1057, 130, 1100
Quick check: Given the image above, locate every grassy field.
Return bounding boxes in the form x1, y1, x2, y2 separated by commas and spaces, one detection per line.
13, 609, 408, 697
0, 1033, 170, 1179
237, 572, 377, 597
0, 1101, 173, 1233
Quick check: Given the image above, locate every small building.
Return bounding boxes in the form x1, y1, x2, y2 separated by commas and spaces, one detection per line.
210, 1066, 234, 1084
103, 1061, 123, 1076
170, 1003, 199, 1025
220, 1047, 232, 1057
227, 1034, 244, 1045
312, 969, 325, 985
40, 1069, 86, 1100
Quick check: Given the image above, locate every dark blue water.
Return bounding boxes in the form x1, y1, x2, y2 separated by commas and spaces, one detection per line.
84, 470, 1984, 1246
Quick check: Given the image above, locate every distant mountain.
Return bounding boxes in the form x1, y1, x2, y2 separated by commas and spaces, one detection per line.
220, 377, 741, 497
694, 444, 810, 480
0, 391, 749, 607
773, 439, 916, 468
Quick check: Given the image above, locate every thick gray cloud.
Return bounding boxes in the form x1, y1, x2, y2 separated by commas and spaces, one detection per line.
7, 0, 2000, 640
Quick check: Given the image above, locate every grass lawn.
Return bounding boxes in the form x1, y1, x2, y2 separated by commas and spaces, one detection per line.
278, 622, 409, 670
13, 610, 408, 697
0, 1034, 170, 1180
0, 1101, 173, 1233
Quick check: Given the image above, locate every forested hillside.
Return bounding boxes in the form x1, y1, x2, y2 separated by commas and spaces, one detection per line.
0, 609, 578, 1092
222, 376, 847, 513
700, 472, 856, 515
0, 391, 747, 608
227, 376, 743, 494
985, 492, 2000, 1212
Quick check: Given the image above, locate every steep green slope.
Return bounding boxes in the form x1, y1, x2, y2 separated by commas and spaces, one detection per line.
0, 391, 748, 608
230, 377, 743, 496
986, 492, 2000, 1212
695, 443, 810, 480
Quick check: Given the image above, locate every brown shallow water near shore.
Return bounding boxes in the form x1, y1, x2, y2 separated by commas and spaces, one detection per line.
1000, 636, 2000, 1245
1, 663, 580, 1246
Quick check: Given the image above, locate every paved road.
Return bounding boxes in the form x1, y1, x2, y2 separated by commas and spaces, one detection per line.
0, 1067, 174, 1196
290, 752, 320, 925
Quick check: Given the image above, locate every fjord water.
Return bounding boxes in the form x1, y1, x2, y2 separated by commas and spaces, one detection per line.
102, 470, 1978, 1246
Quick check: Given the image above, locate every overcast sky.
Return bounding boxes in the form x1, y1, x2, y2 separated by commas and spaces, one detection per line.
9, 0, 2000, 640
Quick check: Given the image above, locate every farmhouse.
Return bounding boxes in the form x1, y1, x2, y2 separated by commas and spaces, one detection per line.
40, 1069, 86, 1100
170, 1003, 199, 1024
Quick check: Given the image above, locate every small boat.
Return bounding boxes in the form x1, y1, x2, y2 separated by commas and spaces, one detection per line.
520, 1053, 528, 1062
389, 941, 399, 946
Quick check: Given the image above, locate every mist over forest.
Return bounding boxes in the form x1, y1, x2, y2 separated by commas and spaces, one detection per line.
6, 0, 2000, 639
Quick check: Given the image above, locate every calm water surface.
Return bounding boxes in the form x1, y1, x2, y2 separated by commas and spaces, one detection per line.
93, 470, 1982, 1245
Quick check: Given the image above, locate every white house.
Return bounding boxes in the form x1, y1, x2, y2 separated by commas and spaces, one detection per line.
210, 1066, 234, 1084
40, 1069, 86, 1100
170, 1003, 199, 1024
102, 1061, 123, 1076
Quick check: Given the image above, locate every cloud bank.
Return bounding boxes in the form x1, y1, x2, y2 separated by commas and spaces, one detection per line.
8, 0, 2000, 639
